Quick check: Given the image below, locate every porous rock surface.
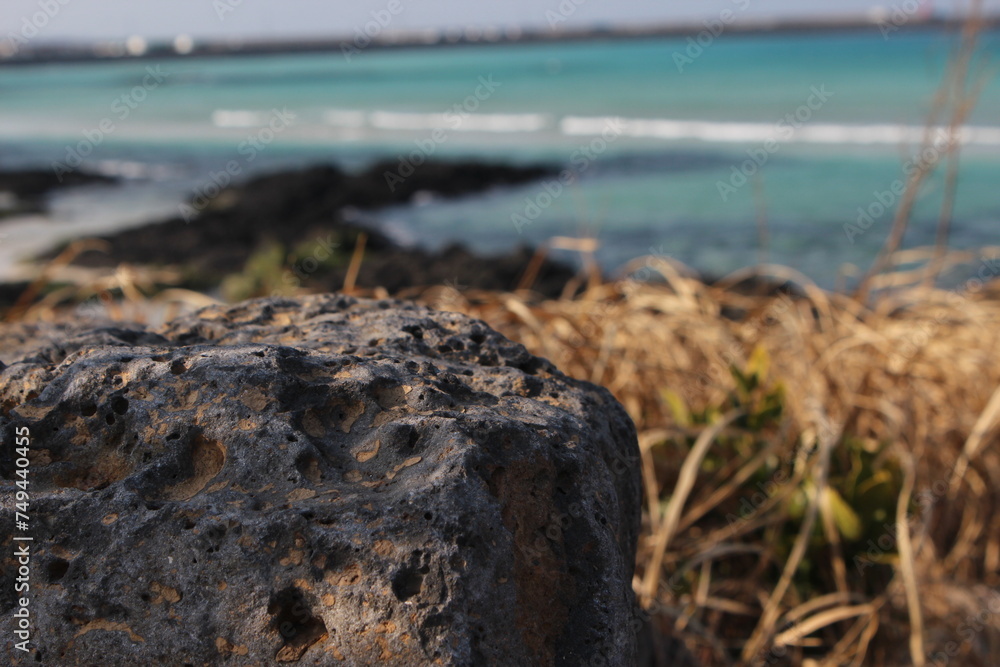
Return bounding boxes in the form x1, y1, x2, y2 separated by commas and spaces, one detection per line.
0, 295, 642, 665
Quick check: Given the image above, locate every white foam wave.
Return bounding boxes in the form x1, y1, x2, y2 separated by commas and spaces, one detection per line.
92, 159, 176, 180
326, 110, 551, 133
211, 110, 271, 128
322, 109, 367, 128
302, 108, 1000, 147
560, 115, 1000, 146
366, 111, 447, 131
449, 113, 550, 133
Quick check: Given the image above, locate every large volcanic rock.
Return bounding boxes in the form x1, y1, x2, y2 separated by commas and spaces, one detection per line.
0, 295, 642, 665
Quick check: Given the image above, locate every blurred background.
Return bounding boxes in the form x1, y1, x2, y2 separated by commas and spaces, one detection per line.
1, 0, 998, 290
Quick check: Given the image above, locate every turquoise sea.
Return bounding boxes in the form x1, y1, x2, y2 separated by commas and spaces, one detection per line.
1, 28, 999, 286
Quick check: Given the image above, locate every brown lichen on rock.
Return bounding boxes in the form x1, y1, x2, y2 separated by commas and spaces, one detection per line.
0, 295, 641, 665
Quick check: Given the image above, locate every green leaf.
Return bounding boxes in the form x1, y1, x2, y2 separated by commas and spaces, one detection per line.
746, 345, 771, 380
660, 388, 692, 427
824, 487, 863, 541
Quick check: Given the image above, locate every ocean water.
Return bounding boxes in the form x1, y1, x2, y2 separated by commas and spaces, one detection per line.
1, 28, 999, 287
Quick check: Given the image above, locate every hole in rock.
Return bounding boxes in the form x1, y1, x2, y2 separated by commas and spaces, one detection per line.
46, 559, 69, 581
392, 551, 430, 602
268, 587, 328, 662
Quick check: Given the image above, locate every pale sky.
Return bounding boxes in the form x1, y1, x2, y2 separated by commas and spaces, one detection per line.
0, 0, 995, 43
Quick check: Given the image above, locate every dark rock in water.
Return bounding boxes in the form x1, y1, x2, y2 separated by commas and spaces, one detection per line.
0, 169, 116, 218
0, 281, 29, 316
327, 243, 577, 300
62, 160, 577, 298
0, 295, 642, 665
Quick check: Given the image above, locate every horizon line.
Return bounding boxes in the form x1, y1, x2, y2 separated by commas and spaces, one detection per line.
2, 12, 998, 66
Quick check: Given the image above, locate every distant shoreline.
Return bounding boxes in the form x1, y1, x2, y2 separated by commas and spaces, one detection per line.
2, 15, 997, 67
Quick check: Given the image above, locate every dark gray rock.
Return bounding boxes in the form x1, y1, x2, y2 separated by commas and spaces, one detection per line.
0, 295, 642, 665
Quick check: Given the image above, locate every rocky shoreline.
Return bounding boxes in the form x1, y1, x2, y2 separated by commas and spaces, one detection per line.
0, 158, 801, 318
36, 159, 581, 301
0, 169, 115, 219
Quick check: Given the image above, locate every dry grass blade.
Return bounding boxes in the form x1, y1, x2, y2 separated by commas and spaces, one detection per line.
676, 445, 776, 533
895, 449, 925, 667
950, 381, 1000, 495
773, 604, 875, 648
781, 592, 855, 626
924, 0, 989, 286
4, 238, 111, 321
342, 232, 367, 294
856, 0, 985, 302
640, 409, 744, 606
